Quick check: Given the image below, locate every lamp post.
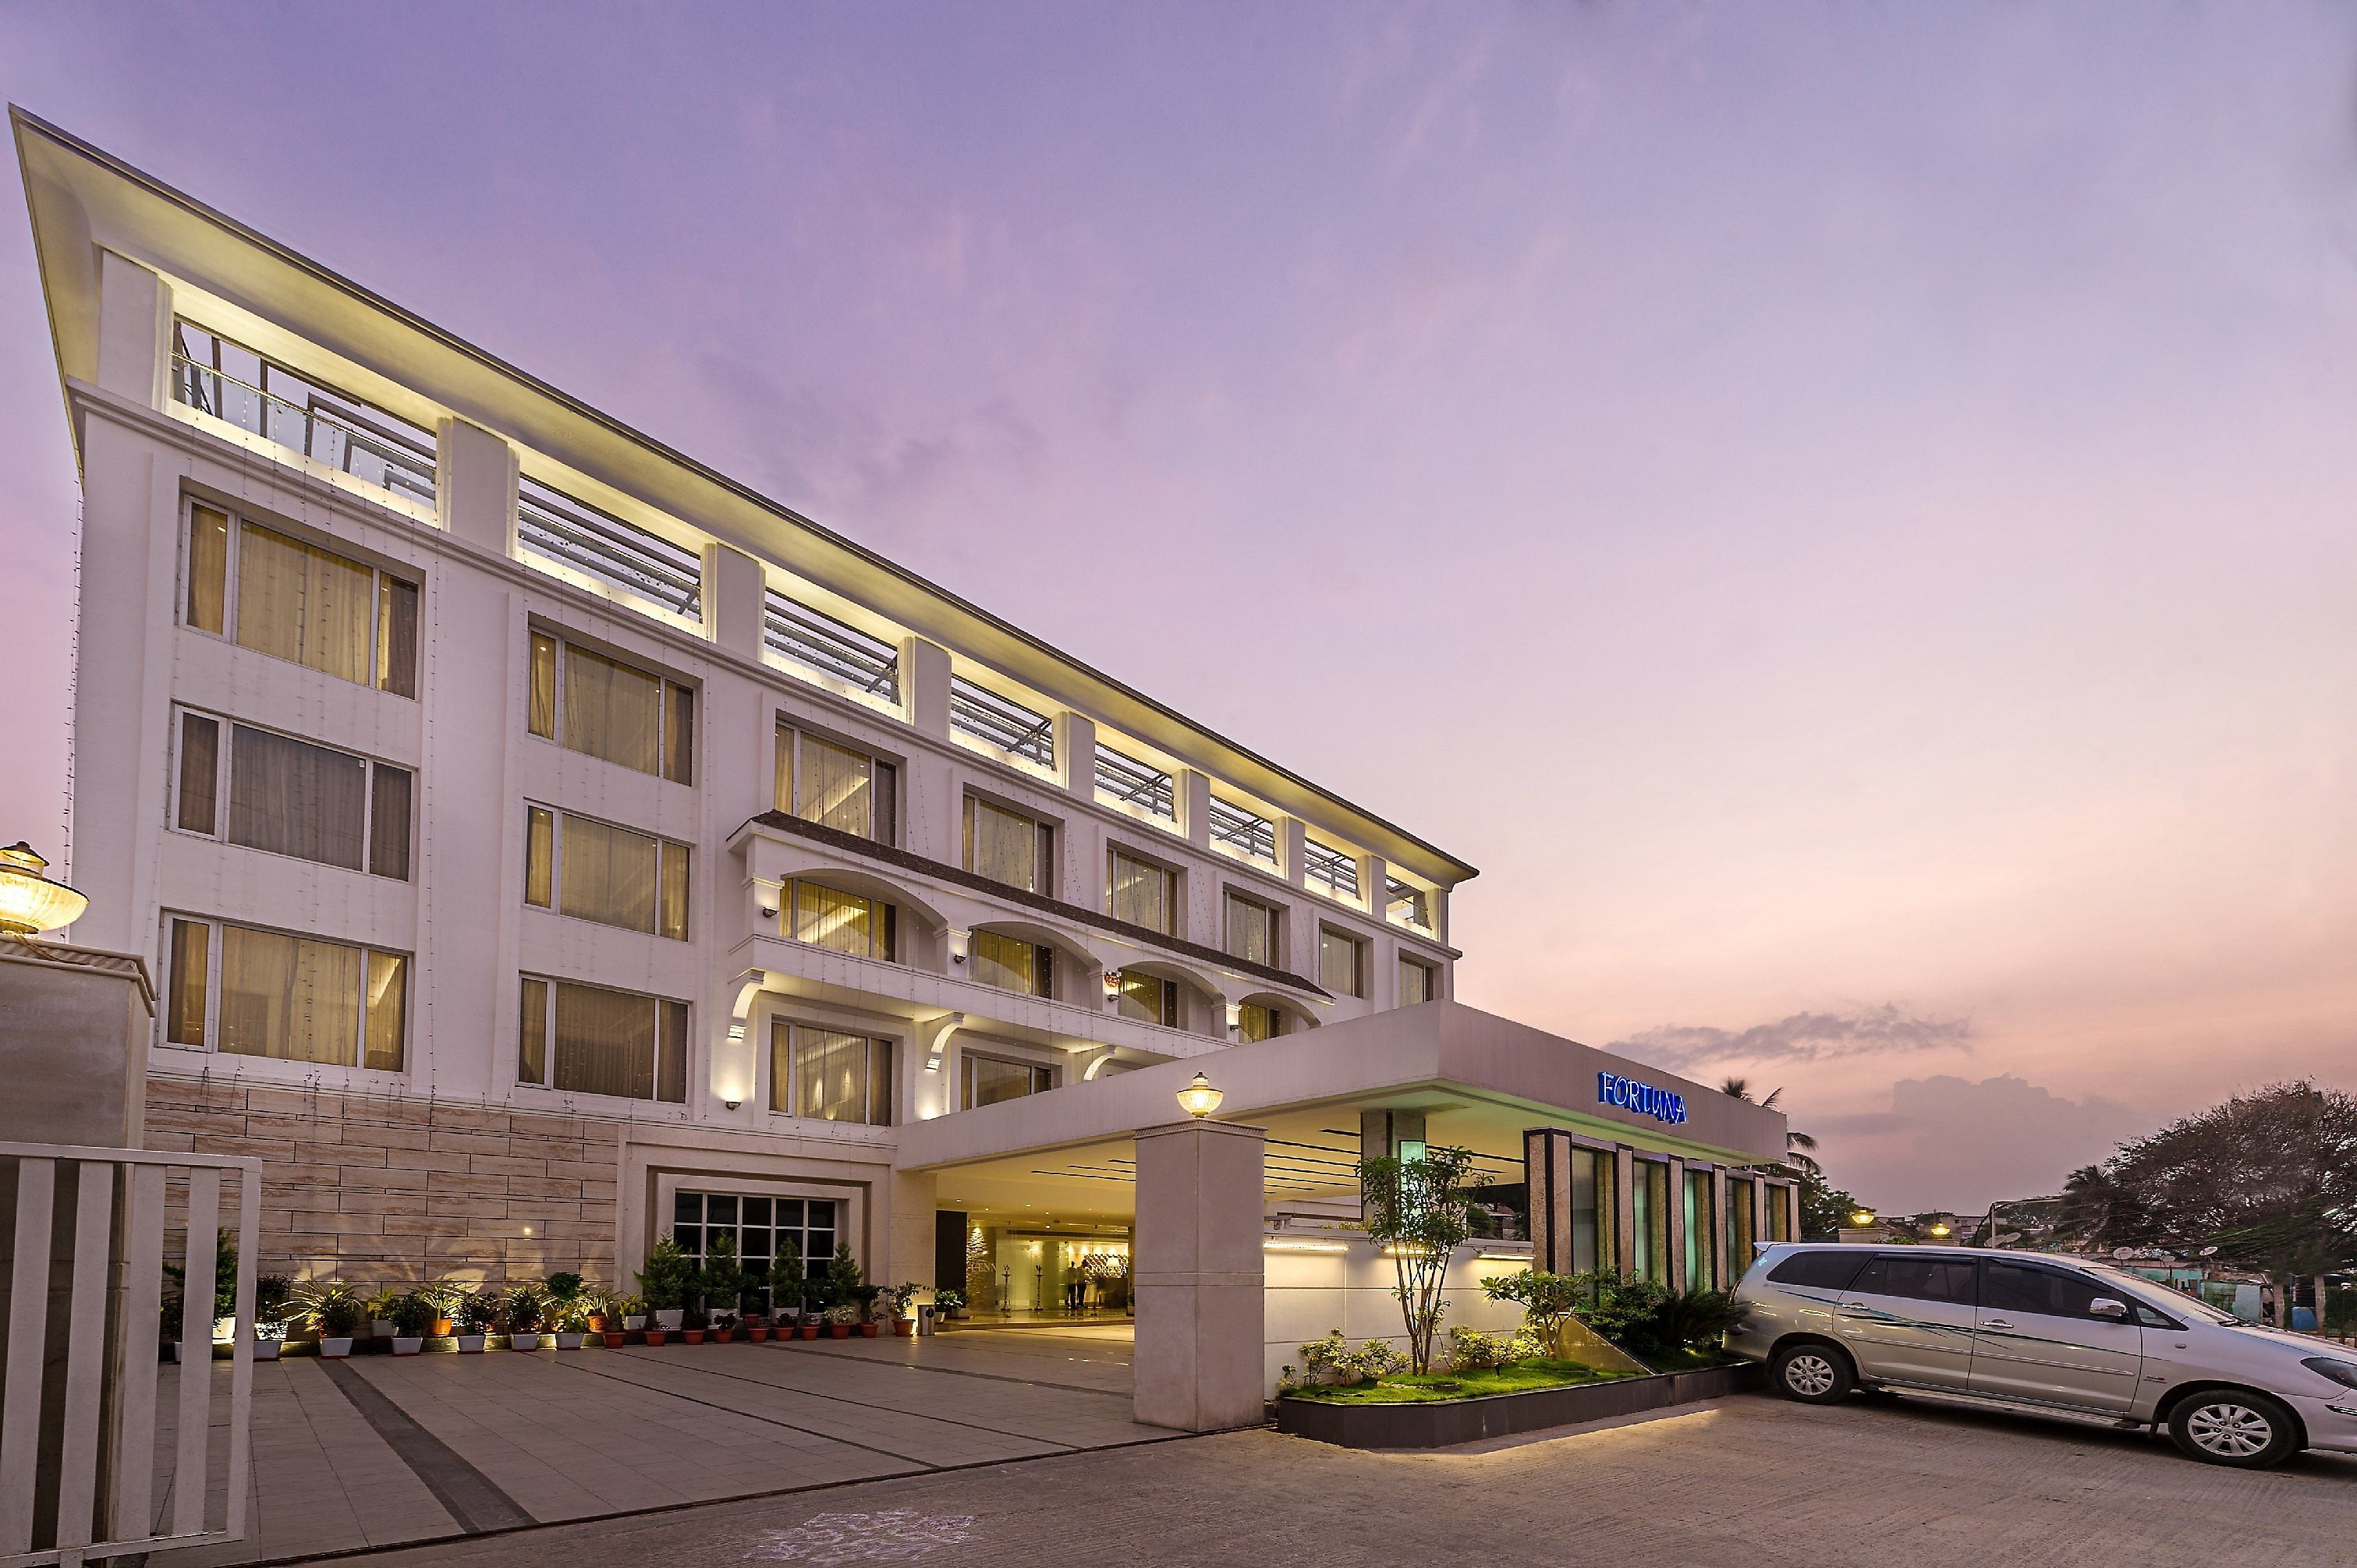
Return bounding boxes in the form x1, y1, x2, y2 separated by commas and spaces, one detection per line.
0, 841, 88, 938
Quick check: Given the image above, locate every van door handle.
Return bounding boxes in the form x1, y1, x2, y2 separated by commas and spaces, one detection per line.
1980, 1318, 2010, 1329
1839, 1301, 1866, 1310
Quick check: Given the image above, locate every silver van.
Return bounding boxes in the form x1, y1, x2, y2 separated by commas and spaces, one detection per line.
1728, 1243, 2357, 1468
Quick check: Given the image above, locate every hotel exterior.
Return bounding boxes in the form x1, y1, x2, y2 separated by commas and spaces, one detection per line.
14, 111, 1794, 1425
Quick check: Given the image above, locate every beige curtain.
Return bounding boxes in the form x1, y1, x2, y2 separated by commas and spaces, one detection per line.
562, 644, 662, 773
1398, 956, 1431, 1004
227, 724, 367, 869
659, 842, 690, 940
236, 523, 373, 685
1320, 930, 1362, 996
559, 814, 659, 931
970, 930, 1040, 995
792, 881, 876, 956
525, 808, 555, 906
218, 923, 361, 1065
529, 633, 557, 738
368, 766, 412, 880
1223, 894, 1273, 965
376, 578, 418, 698
773, 727, 796, 813
793, 1028, 871, 1122
799, 737, 874, 836
1108, 851, 1171, 933
186, 506, 229, 633
662, 682, 694, 785
552, 980, 656, 1099
966, 798, 1037, 890
657, 1000, 687, 1103
166, 919, 210, 1046
1116, 971, 1169, 1025
364, 951, 406, 1070
519, 978, 548, 1085
176, 713, 219, 834
768, 1018, 793, 1112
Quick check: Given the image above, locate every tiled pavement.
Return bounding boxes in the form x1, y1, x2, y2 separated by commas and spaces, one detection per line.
150, 1329, 1178, 1567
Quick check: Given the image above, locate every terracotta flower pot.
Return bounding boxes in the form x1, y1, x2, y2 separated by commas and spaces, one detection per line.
830, 1324, 850, 1339
602, 1331, 625, 1349
683, 1329, 705, 1345
587, 1315, 608, 1333
714, 1328, 734, 1344
748, 1326, 771, 1343
799, 1324, 819, 1340
431, 1317, 454, 1337
893, 1318, 914, 1336
643, 1329, 667, 1347
860, 1322, 879, 1338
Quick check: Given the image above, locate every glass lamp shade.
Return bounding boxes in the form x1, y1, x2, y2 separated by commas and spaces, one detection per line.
1849, 1211, 1876, 1228
0, 843, 87, 936
1175, 1072, 1224, 1119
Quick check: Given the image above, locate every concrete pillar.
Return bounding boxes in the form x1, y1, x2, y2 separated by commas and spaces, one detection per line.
1278, 816, 1308, 888
1664, 1156, 1689, 1292
1132, 1120, 1265, 1432
1783, 1180, 1803, 1244
1361, 852, 1388, 921
888, 1169, 938, 1292
1058, 712, 1097, 801
1611, 1145, 1637, 1277
703, 542, 766, 662
1178, 770, 1212, 851
434, 417, 518, 555
1359, 1110, 1426, 1163
95, 250, 170, 408
903, 637, 951, 740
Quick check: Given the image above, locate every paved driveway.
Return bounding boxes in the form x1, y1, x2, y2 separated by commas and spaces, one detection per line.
151, 1329, 1166, 1567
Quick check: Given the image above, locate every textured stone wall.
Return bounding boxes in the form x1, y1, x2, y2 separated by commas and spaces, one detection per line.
143, 1074, 623, 1290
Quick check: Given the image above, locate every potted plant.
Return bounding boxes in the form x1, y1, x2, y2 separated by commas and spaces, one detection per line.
161, 1229, 242, 1361
825, 1302, 859, 1339
602, 1294, 641, 1349
389, 1293, 435, 1356
934, 1288, 967, 1322
583, 1284, 613, 1336
454, 1290, 496, 1354
712, 1312, 738, 1344
365, 1287, 402, 1342
420, 1277, 466, 1339
505, 1281, 549, 1350
294, 1280, 365, 1359
253, 1274, 293, 1361
885, 1283, 922, 1337
682, 1307, 707, 1347
699, 1235, 748, 1333
636, 1237, 695, 1332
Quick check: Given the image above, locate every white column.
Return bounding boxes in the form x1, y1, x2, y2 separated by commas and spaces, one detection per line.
434, 418, 518, 556
95, 250, 170, 408
1132, 1119, 1267, 1432
702, 542, 766, 662
903, 636, 951, 738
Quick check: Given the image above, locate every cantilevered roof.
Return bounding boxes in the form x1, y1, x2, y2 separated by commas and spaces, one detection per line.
10, 106, 1477, 887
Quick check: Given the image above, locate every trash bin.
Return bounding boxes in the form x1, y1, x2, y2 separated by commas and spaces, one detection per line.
916, 1304, 937, 1336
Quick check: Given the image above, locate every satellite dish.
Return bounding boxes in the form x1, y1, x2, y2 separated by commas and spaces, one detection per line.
2199, 1245, 2219, 1257
2111, 1247, 2135, 1259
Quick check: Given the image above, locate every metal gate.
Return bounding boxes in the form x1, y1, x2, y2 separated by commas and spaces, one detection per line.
0, 1141, 260, 1567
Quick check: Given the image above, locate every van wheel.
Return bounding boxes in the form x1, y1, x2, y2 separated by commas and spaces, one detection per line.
2167, 1391, 2299, 1468
1770, 1343, 1854, 1404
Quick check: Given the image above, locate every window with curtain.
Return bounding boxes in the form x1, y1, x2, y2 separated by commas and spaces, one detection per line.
789, 880, 895, 960
962, 795, 1051, 892
526, 630, 694, 784
181, 503, 417, 696
523, 805, 690, 939
172, 709, 411, 880
1320, 928, 1364, 996
961, 1052, 1053, 1109
162, 915, 405, 1070
1222, 891, 1277, 966
518, 975, 687, 1102
775, 727, 896, 843
771, 1021, 894, 1124
970, 930, 1053, 997
1398, 956, 1434, 1005
1115, 970, 1178, 1027
1238, 1002, 1287, 1042
1108, 848, 1176, 935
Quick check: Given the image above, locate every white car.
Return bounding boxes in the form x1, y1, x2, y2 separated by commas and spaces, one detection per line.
1727, 1243, 2357, 1468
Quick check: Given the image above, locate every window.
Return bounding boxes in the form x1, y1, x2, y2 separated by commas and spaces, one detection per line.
1094, 744, 1174, 821
1766, 1251, 1871, 1292
183, 504, 419, 696
523, 806, 690, 940
1222, 891, 1278, 967
949, 677, 1054, 767
517, 476, 702, 622
173, 710, 412, 880
673, 1191, 839, 1300
171, 321, 437, 507
1237, 1002, 1287, 1042
1385, 876, 1431, 931
962, 1052, 1054, 1109
767, 592, 901, 703
1683, 1170, 1715, 1290
1398, 955, 1434, 1005
963, 796, 1054, 893
1319, 928, 1364, 996
770, 1021, 894, 1125
163, 916, 405, 1071
785, 880, 896, 961
1108, 848, 1177, 935
1208, 796, 1277, 864
518, 976, 686, 1102
1303, 837, 1359, 901
776, 727, 896, 844
1115, 971, 1178, 1027
1980, 1262, 2116, 1321
526, 631, 694, 784
1849, 1255, 1979, 1306
1632, 1161, 1670, 1283
971, 930, 1054, 998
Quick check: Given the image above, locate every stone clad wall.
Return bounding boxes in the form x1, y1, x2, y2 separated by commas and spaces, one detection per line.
142, 1074, 623, 1290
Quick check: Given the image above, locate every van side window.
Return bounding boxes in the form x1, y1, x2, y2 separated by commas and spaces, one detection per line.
1851, 1255, 1978, 1305
1982, 1262, 2117, 1321
1765, 1251, 1870, 1291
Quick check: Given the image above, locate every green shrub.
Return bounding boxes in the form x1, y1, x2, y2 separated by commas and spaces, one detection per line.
699, 1236, 749, 1314
1447, 1325, 1543, 1372
291, 1279, 364, 1338
1295, 1329, 1410, 1386
388, 1293, 438, 1337
1577, 1276, 1745, 1361
2326, 1287, 2356, 1334
636, 1237, 697, 1313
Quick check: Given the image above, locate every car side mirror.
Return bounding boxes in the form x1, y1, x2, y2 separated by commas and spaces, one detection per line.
2089, 1297, 2128, 1322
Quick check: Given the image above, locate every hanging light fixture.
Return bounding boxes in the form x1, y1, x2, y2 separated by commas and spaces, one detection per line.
1176, 1073, 1224, 1119
0, 843, 87, 938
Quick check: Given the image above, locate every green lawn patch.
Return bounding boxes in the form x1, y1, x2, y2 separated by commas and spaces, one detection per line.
1634, 1346, 1742, 1372
1281, 1360, 1635, 1405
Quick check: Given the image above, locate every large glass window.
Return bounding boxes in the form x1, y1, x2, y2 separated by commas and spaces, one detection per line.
1237, 1001, 1287, 1042
1223, 891, 1278, 967
1683, 1170, 1715, 1290
1115, 970, 1178, 1027
183, 504, 418, 696
1632, 1161, 1670, 1284
770, 1022, 894, 1125
1319, 928, 1364, 996
1398, 955, 1434, 1005
527, 631, 694, 784
964, 796, 1053, 893
786, 880, 895, 960
971, 930, 1053, 997
1108, 848, 1176, 934
673, 1190, 840, 1304
523, 805, 690, 940
962, 1052, 1054, 1109
518, 975, 687, 1102
776, 727, 897, 844
173, 710, 411, 880
163, 916, 405, 1071
1724, 1179, 1756, 1268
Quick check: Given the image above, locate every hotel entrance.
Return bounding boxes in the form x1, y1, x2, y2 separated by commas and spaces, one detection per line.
936, 1211, 1133, 1326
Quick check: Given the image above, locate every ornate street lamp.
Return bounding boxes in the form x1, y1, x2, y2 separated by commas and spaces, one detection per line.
0, 842, 87, 938
1175, 1073, 1224, 1120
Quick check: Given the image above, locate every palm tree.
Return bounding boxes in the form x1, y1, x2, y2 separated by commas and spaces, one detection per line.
1721, 1078, 1817, 1174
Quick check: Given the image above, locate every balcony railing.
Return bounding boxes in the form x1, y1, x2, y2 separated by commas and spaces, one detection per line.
766, 591, 901, 701
519, 476, 703, 620
951, 678, 1054, 767
171, 349, 437, 509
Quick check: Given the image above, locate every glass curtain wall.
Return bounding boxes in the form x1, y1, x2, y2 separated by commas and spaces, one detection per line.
1684, 1170, 1715, 1290
1632, 1161, 1671, 1283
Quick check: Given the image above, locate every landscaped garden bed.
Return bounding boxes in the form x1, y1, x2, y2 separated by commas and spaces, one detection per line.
1278, 1359, 1760, 1449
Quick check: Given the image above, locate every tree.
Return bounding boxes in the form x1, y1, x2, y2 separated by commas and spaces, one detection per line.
2077, 1082, 2357, 1324
1721, 1079, 1821, 1178
1796, 1170, 1863, 1241
1356, 1143, 1477, 1374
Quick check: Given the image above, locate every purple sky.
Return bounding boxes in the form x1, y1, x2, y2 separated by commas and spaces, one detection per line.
3, 5, 2352, 1212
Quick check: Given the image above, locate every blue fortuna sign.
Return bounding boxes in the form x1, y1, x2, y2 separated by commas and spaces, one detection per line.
1598, 1071, 1687, 1125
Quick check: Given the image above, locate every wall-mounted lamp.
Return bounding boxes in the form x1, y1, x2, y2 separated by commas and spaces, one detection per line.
758, 904, 777, 920
1176, 1072, 1223, 1119
1225, 1002, 1242, 1032
949, 929, 970, 965
724, 1099, 741, 1111
1101, 971, 1122, 1000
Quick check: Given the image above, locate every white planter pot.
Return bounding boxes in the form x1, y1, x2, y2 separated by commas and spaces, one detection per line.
457, 1335, 486, 1354
371, 1320, 396, 1339
511, 1332, 544, 1350
253, 1340, 282, 1361
319, 1337, 354, 1359
625, 1315, 648, 1331
555, 1332, 583, 1350
213, 1315, 237, 1344
168, 1342, 186, 1363
654, 1309, 685, 1330
392, 1337, 424, 1357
